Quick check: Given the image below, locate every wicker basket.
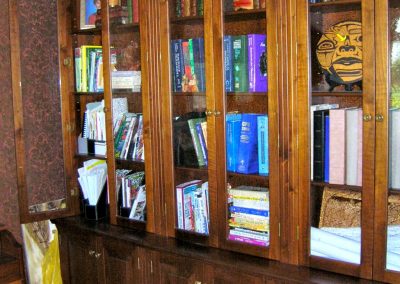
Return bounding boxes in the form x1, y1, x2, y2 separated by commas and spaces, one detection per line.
319, 187, 400, 228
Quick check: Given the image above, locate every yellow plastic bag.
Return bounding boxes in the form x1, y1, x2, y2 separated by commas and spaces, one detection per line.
41, 229, 62, 284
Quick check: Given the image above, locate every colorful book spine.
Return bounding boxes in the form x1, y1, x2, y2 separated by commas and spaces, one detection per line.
181, 40, 193, 92
257, 115, 269, 175
197, 0, 204, 16
133, 0, 139, 23
183, 183, 200, 230
233, 0, 254, 10
188, 118, 206, 166
224, 36, 234, 92
227, 234, 268, 247
192, 38, 205, 92
74, 47, 81, 92
190, 0, 197, 16
196, 122, 208, 166
313, 109, 328, 181
229, 206, 269, 217
175, 0, 182, 17
329, 108, 346, 185
233, 35, 248, 92
226, 113, 242, 172
324, 115, 329, 183
171, 39, 184, 92
248, 34, 267, 92
236, 113, 260, 174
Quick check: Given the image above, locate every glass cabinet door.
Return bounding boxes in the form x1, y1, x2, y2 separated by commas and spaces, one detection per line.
375, 0, 400, 282
215, 0, 279, 259
102, 0, 148, 229
303, 0, 375, 278
162, 0, 211, 242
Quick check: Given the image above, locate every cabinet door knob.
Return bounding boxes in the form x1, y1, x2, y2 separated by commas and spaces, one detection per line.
95, 252, 101, 259
89, 250, 95, 256
205, 110, 213, 116
214, 110, 221, 116
363, 114, 372, 122
194, 281, 202, 284
376, 114, 384, 122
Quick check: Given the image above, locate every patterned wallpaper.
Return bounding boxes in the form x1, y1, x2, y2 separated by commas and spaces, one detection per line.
18, 0, 67, 206
0, 0, 21, 243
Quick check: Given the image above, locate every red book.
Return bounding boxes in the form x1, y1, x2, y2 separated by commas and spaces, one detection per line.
233, 0, 254, 10
133, 0, 139, 23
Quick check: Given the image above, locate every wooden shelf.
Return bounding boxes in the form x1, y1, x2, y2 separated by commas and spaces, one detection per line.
224, 9, 266, 20
309, 0, 361, 12
170, 15, 204, 24
74, 91, 104, 96
75, 153, 107, 160
109, 22, 140, 32
72, 28, 101, 36
175, 228, 209, 246
311, 91, 362, 97
116, 216, 146, 231
227, 92, 267, 96
173, 91, 206, 96
311, 181, 361, 192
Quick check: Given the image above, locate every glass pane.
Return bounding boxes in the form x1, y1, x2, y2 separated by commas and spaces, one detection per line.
18, 0, 67, 212
170, 1, 209, 235
309, 0, 363, 264
387, 0, 400, 272
223, 2, 269, 248
107, 0, 146, 222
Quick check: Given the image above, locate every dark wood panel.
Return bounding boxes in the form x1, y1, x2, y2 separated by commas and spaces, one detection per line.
0, 0, 20, 242
159, 252, 204, 284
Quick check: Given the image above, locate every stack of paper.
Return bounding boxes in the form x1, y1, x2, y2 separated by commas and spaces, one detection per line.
78, 159, 108, 205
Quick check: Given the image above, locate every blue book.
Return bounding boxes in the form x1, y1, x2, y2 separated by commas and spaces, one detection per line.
324, 115, 330, 182
247, 34, 267, 92
257, 115, 269, 176
171, 39, 184, 92
224, 35, 234, 92
193, 38, 206, 92
236, 113, 261, 174
196, 122, 208, 166
226, 113, 242, 172
229, 206, 269, 217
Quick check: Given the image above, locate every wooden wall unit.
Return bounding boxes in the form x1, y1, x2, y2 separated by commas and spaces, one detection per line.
5, 0, 400, 283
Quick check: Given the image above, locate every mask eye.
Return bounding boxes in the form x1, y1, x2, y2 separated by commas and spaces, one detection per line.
357, 35, 362, 42
318, 40, 335, 50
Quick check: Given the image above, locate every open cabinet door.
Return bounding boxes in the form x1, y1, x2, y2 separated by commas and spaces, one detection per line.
9, 0, 79, 223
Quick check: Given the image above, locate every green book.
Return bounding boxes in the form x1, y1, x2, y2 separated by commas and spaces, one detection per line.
233, 35, 248, 92
187, 117, 206, 167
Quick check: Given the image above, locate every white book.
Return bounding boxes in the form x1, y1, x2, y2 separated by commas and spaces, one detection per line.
390, 109, 400, 189
346, 108, 361, 185
310, 104, 339, 179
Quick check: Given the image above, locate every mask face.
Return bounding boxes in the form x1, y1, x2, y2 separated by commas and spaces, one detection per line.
316, 21, 363, 84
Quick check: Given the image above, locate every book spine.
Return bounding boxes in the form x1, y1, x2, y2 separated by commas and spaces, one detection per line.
81, 46, 88, 92
192, 38, 203, 92
190, 0, 197, 16
257, 115, 269, 175
254, 34, 267, 92
224, 0, 234, 12
324, 115, 329, 183
171, 39, 183, 92
329, 109, 345, 185
248, 34, 256, 92
74, 47, 81, 92
197, 38, 206, 92
181, 40, 192, 92
224, 36, 234, 92
196, 122, 208, 166
127, 0, 133, 23
229, 206, 269, 217
133, 0, 139, 23
233, 35, 248, 92
176, 186, 184, 229
176, 0, 182, 17
188, 39, 198, 92
227, 234, 268, 247
313, 110, 326, 182
197, 0, 204, 16
236, 114, 259, 174
229, 228, 269, 241
188, 119, 206, 166
183, 0, 191, 16
260, 0, 266, 8
356, 110, 363, 186
233, 0, 254, 10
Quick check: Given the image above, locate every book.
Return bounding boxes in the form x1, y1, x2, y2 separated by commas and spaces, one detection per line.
233, 0, 254, 10
74, 47, 82, 91
182, 40, 197, 92
233, 35, 249, 92
197, 0, 204, 16
324, 115, 329, 183
329, 108, 346, 185
175, 0, 182, 17
201, 121, 208, 148
183, 181, 202, 230
188, 117, 207, 166
310, 104, 338, 179
228, 234, 269, 247
226, 113, 242, 172
248, 34, 267, 92
81, 45, 102, 92
129, 185, 146, 220
257, 115, 269, 175
171, 39, 184, 92
224, 35, 234, 92
345, 108, 362, 186
132, 0, 139, 23
390, 109, 400, 189
196, 122, 208, 166
236, 113, 260, 174
229, 206, 269, 217
192, 37, 205, 92
224, 0, 234, 12
313, 109, 329, 182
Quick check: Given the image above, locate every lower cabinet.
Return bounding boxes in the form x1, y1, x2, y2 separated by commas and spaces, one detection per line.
204, 264, 265, 284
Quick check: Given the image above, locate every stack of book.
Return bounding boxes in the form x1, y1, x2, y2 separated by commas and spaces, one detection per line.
176, 180, 209, 234
224, 0, 266, 12
95, 1, 139, 28
175, 0, 204, 17
226, 113, 269, 175
74, 45, 103, 92
170, 38, 206, 92
311, 105, 363, 186
224, 34, 267, 92
113, 113, 144, 161
116, 170, 146, 220
228, 185, 269, 246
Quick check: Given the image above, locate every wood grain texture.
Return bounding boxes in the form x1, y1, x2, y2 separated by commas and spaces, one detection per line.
0, 0, 21, 242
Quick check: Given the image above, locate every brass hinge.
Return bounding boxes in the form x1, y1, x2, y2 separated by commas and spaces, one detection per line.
297, 225, 299, 240
63, 57, 72, 67
66, 123, 75, 133
164, 203, 167, 217
70, 188, 78, 197
278, 223, 281, 238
